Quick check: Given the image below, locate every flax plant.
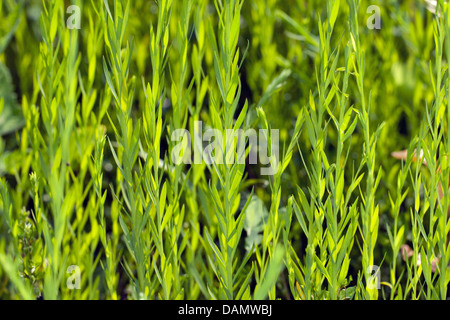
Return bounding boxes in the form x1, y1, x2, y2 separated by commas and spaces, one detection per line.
347, 0, 384, 300
3, 0, 450, 301
37, 0, 80, 299
183, 0, 210, 300
202, 0, 254, 300
102, 0, 144, 298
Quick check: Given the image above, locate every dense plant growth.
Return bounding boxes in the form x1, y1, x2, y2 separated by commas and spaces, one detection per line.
1, 0, 450, 300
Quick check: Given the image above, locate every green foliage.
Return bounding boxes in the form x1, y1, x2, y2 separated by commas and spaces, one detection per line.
1, 0, 450, 300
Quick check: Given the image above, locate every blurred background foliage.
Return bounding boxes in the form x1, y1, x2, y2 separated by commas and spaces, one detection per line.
0, 0, 445, 299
